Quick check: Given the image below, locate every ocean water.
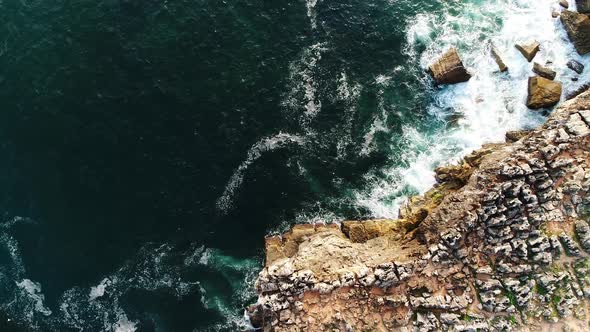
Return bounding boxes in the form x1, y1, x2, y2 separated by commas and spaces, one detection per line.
0, 0, 588, 331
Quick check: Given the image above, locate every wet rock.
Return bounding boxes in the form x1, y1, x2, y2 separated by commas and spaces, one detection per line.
533, 62, 556, 80
560, 0, 570, 8
567, 59, 585, 74
561, 10, 590, 55
526, 76, 562, 109
491, 45, 508, 72
515, 41, 541, 62
576, 0, 590, 13
428, 48, 471, 84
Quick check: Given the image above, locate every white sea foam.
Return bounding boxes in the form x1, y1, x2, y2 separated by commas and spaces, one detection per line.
15, 279, 52, 317
355, 0, 590, 218
216, 133, 306, 212
89, 278, 112, 301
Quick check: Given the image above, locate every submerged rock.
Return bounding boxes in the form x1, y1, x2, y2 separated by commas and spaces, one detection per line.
526, 76, 562, 109
533, 62, 556, 80
490, 46, 508, 72
567, 59, 585, 74
515, 41, 541, 62
561, 10, 590, 55
428, 48, 471, 85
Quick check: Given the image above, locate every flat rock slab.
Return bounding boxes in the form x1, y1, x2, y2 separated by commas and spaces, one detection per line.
515, 41, 540, 62
526, 76, 562, 109
428, 48, 471, 85
533, 62, 556, 80
561, 10, 590, 55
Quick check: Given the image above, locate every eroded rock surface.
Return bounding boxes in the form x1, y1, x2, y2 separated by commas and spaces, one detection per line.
561, 10, 590, 55
248, 90, 590, 331
427, 48, 471, 85
526, 76, 562, 109
515, 41, 540, 62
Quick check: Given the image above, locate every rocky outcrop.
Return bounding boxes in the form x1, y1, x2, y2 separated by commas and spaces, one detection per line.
427, 48, 471, 85
533, 62, 556, 80
491, 46, 508, 72
561, 10, 590, 55
526, 76, 562, 109
248, 90, 590, 331
515, 41, 540, 62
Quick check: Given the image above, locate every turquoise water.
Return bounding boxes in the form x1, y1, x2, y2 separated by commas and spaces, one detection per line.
0, 0, 588, 330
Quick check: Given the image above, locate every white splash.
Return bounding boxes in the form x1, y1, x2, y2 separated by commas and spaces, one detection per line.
216, 133, 305, 212
16, 279, 52, 317
89, 278, 112, 301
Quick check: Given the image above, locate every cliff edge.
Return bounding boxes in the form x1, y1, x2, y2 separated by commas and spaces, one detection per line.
247, 90, 590, 331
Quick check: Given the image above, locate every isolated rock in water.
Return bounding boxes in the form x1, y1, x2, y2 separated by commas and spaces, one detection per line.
515, 41, 541, 62
561, 10, 590, 55
428, 48, 471, 84
490, 46, 508, 72
560, 0, 570, 8
577, 0, 590, 12
552, 9, 560, 18
567, 59, 585, 74
533, 62, 556, 80
526, 76, 562, 109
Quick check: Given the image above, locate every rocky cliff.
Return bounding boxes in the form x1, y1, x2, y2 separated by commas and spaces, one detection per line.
247, 90, 590, 331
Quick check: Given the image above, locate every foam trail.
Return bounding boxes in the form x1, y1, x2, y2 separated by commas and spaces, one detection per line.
355, 0, 590, 218
283, 42, 327, 131
216, 133, 305, 212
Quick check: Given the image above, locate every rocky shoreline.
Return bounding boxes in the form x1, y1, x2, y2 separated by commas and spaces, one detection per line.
247, 2, 590, 331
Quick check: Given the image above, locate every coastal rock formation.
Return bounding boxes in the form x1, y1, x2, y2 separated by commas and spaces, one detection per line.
491, 46, 508, 72
248, 90, 590, 331
533, 62, 556, 80
427, 48, 471, 85
526, 76, 562, 109
515, 41, 540, 62
561, 10, 590, 55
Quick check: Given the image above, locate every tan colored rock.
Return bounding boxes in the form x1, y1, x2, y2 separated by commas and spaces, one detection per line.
427, 48, 471, 84
561, 10, 590, 55
505, 130, 532, 142
490, 46, 508, 72
515, 41, 540, 62
526, 76, 562, 109
533, 62, 557, 80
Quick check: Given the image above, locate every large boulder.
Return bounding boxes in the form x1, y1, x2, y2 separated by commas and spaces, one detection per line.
515, 41, 540, 62
533, 62, 556, 80
576, 0, 590, 13
526, 76, 562, 109
491, 46, 508, 72
428, 48, 471, 84
560, 10, 590, 55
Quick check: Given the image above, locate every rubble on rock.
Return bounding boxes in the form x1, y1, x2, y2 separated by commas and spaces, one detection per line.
248, 90, 590, 331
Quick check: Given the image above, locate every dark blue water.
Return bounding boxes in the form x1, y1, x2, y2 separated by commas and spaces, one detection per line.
0, 0, 576, 330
